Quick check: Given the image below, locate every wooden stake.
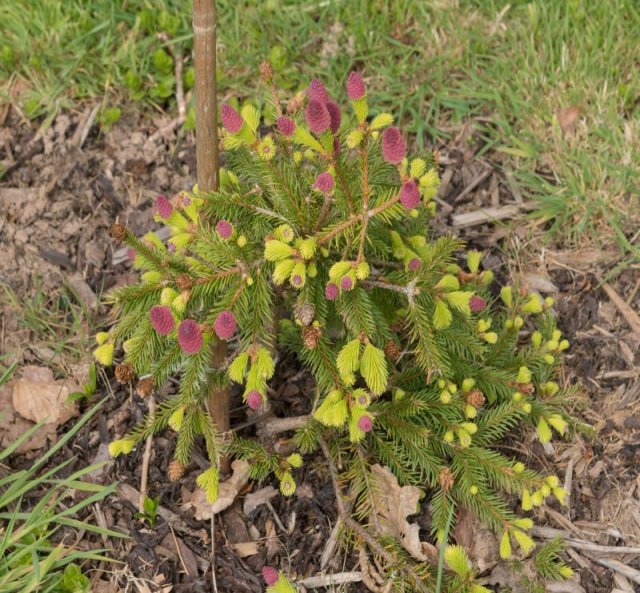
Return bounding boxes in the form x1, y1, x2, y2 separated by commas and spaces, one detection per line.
193, 0, 230, 471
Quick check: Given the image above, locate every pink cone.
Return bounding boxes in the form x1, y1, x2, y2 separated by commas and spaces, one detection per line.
150, 305, 175, 336
156, 195, 173, 219
325, 283, 339, 301
340, 276, 353, 291
277, 116, 296, 137
167, 242, 176, 253
399, 180, 421, 209
291, 274, 303, 287
221, 103, 243, 133
358, 415, 373, 432
247, 390, 263, 411
216, 220, 234, 240
127, 248, 136, 262
408, 257, 422, 271
178, 319, 203, 354
305, 100, 331, 134
214, 310, 237, 340
262, 566, 279, 586
314, 172, 335, 193
308, 79, 329, 104
381, 127, 406, 164
346, 71, 366, 100
470, 295, 486, 313
326, 100, 341, 133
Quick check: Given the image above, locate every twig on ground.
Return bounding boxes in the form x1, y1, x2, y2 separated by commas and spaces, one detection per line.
138, 395, 156, 513
257, 414, 311, 437
453, 168, 492, 203
173, 52, 186, 119
532, 525, 640, 555
451, 202, 537, 228
299, 571, 363, 588
588, 558, 640, 584
169, 524, 192, 577
210, 513, 219, 593
320, 520, 344, 570
73, 105, 100, 149
601, 282, 640, 337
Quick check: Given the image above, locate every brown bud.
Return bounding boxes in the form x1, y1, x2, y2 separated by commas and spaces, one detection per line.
109, 222, 128, 241
517, 383, 535, 394
175, 273, 194, 291
286, 92, 305, 115
438, 467, 454, 491
384, 340, 401, 362
168, 459, 186, 482
136, 377, 155, 398
457, 270, 475, 284
302, 325, 322, 350
259, 61, 274, 82
294, 303, 315, 326
465, 389, 486, 408
115, 362, 135, 384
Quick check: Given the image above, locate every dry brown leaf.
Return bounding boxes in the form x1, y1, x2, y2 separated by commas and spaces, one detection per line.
12, 365, 79, 425
243, 485, 278, 515
369, 464, 437, 563
229, 541, 259, 557
523, 272, 558, 294
548, 248, 620, 271
452, 507, 499, 573
557, 106, 581, 137
187, 459, 251, 520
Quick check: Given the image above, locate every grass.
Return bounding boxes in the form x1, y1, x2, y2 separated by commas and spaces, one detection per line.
1, 281, 100, 375
1, 0, 638, 261
0, 368, 122, 593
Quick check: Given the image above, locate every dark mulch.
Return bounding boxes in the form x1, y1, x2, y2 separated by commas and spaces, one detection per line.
1, 108, 638, 593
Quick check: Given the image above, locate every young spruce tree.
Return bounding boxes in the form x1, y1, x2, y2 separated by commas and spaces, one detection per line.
98, 66, 574, 589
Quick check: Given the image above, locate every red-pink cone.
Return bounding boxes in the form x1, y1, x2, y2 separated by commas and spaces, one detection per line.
314, 172, 335, 193
325, 283, 339, 300
470, 295, 486, 312
326, 100, 341, 133
214, 310, 237, 340
216, 220, 234, 240
346, 71, 366, 100
246, 390, 263, 410
408, 257, 422, 271
277, 116, 296, 137
150, 305, 175, 336
305, 100, 331, 134
262, 566, 279, 586
221, 103, 243, 134
340, 276, 353, 291
178, 319, 203, 354
358, 415, 373, 432
381, 126, 406, 164
156, 195, 173, 219
308, 79, 329, 104
399, 180, 420, 209
127, 248, 136, 262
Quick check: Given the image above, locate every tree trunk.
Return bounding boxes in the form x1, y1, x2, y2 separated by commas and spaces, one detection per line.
192, 0, 230, 473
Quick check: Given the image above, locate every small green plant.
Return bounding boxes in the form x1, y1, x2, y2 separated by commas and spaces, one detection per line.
58, 564, 90, 593
68, 362, 98, 403
134, 495, 160, 527
0, 397, 122, 593
99, 68, 575, 589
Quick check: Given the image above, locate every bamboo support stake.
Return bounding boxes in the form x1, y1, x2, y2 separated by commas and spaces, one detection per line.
193, 0, 230, 473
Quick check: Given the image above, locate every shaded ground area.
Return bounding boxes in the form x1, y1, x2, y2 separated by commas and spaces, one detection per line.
1, 111, 639, 592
